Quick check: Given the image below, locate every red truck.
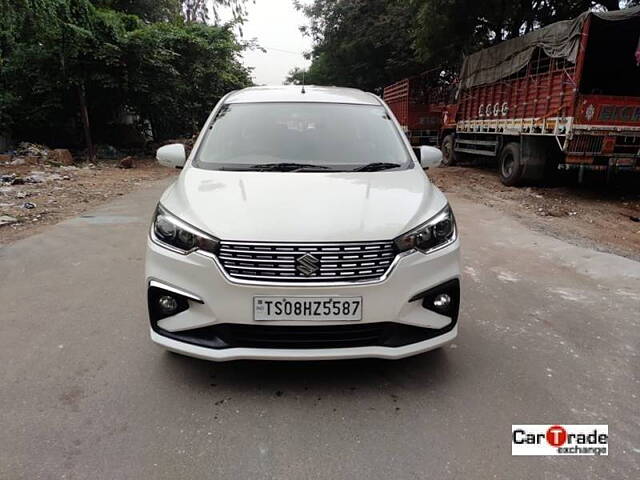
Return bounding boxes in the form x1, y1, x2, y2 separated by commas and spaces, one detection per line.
445, 7, 640, 185
387, 7, 640, 186
382, 69, 454, 146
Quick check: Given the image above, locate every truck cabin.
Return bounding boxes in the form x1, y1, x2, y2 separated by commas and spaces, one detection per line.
571, 11, 640, 164
580, 13, 640, 97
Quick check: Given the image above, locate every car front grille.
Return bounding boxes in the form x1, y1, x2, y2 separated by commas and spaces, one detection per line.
217, 240, 397, 283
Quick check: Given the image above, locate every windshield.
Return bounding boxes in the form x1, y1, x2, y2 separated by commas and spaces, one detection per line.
193, 102, 412, 172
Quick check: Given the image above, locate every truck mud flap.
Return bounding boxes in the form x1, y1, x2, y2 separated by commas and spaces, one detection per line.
520, 137, 549, 181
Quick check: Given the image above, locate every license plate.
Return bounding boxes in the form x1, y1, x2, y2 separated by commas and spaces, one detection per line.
253, 296, 362, 321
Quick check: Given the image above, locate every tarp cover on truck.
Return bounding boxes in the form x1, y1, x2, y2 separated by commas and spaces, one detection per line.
458, 6, 640, 91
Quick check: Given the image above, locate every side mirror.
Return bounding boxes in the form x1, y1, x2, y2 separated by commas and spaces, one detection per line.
416, 145, 443, 168
157, 143, 186, 169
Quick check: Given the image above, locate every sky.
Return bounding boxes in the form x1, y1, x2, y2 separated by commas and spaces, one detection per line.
221, 0, 313, 85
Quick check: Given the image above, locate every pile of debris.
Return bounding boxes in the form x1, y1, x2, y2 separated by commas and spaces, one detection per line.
1, 170, 72, 186
0, 138, 187, 241
0, 142, 75, 167
0, 166, 77, 226
1, 149, 176, 243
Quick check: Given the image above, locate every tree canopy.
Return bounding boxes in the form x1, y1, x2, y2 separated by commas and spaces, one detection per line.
288, 0, 423, 91
0, 0, 252, 154
290, 0, 637, 92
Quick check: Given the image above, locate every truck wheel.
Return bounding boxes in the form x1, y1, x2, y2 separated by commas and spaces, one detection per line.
499, 142, 524, 186
441, 135, 456, 166
441, 135, 458, 167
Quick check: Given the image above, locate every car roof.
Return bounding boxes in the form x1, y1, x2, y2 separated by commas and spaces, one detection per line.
224, 85, 381, 106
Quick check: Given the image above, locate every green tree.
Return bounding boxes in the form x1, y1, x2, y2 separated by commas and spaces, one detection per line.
1, 0, 252, 153
284, 67, 306, 85
91, 1, 181, 22
91, 0, 253, 23
291, 0, 423, 92
183, 0, 252, 23
1, 0, 112, 155
126, 22, 252, 139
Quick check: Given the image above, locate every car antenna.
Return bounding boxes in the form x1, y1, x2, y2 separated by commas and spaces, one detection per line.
301, 70, 306, 94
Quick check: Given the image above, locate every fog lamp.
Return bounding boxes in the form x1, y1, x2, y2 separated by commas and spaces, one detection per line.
433, 293, 451, 310
409, 279, 460, 323
158, 295, 179, 315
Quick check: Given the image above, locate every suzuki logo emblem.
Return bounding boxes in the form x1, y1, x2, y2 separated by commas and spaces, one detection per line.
295, 253, 320, 276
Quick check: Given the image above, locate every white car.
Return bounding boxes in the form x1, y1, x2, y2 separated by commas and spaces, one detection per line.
145, 86, 461, 361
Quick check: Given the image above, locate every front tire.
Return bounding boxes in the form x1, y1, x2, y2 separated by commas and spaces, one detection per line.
499, 142, 525, 186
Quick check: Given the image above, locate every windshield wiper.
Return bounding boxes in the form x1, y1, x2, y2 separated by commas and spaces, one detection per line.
246, 162, 330, 172
353, 162, 402, 172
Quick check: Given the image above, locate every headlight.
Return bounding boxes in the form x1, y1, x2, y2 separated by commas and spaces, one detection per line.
394, 205, 457, 254
151, 204, 219, 255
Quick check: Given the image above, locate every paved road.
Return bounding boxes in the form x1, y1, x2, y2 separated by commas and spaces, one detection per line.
1, 178, 639, 479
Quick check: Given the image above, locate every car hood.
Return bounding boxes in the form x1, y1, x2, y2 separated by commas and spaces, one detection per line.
161, 166, 448, 242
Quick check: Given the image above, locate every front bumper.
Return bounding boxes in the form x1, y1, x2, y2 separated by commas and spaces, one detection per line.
145, 237, 461, 361
150, 326, 458, 361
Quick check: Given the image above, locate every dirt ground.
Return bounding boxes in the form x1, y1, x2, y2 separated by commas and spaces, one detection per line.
429, 165, 640, 261
0, 158, 177, 245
